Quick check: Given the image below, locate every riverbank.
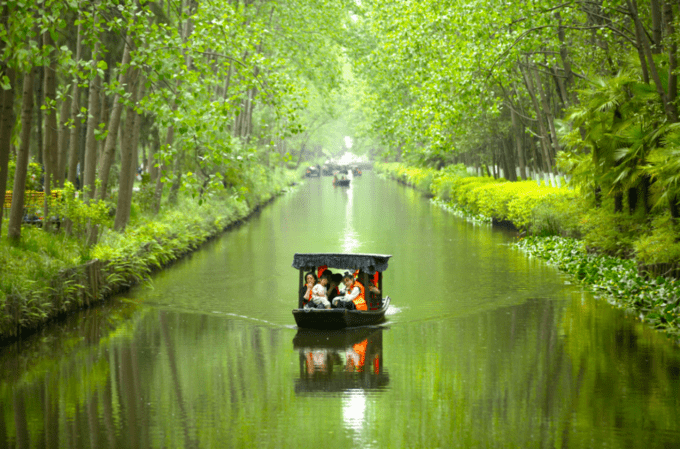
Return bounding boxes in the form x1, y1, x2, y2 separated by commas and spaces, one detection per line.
375, 162, 680, 339
0, 168, 300, 343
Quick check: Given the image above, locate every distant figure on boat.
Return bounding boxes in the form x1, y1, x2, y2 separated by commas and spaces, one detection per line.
333, 272, 367, 310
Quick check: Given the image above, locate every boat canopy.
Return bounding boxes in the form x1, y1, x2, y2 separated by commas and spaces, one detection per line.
292, 253, 392, 273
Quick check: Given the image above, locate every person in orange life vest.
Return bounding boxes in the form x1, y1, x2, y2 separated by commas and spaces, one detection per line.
299, 272, 316, 308
332, 272, 367, 311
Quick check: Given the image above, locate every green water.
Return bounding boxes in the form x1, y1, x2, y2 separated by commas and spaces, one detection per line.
2, 172, 680, 448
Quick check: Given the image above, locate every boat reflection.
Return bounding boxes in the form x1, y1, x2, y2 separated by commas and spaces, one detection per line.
293, 327, 388, 394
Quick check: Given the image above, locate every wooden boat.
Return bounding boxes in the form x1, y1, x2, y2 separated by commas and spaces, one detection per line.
332, 174, 350, 187
305, 165, 320, 177
292, 253, 392, 329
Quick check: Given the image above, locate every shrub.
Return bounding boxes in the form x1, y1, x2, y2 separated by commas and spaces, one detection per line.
578, 206, 642, 258
634, 213, 680, 265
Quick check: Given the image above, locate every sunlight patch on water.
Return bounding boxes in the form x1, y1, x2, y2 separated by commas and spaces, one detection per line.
342, 389, 367, 430
341, 183, 361, 253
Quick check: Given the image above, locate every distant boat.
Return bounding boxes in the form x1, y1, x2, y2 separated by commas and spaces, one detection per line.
332, 173, 350, 187
305, 166, 320, 177
292, 253, 392, 329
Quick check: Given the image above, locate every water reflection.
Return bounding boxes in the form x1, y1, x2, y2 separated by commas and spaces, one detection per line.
293, 327, 388, 395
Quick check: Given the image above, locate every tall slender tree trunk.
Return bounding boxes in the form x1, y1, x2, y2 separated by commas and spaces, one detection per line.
0, 67, 16, 237
152, 125, 173, 214
95, 40, 131, 201
42, 30, 58, 232
148, 126, 159, 181
521, 63, 553, 174
57, 94, 71, 187
627, 0, 678, 122
114, 71, 140, 232
34, 59, 44, 168
83, 41, 101, 202
8, 69, 36, 241
664, 1, 677, 111
168, 153, 184, 204
67, 14, 82, 189
556, 12, 577, 106
510, 106, 527, 179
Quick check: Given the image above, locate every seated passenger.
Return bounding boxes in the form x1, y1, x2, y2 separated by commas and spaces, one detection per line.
327, 273, 343, 304
368, 271, 381, 295
332, 272, 368, 311
306, 273, 331, 309
299, 272, 316, 308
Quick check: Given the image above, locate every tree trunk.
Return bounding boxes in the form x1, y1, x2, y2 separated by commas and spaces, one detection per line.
148, 126, 159, 181
627, 0, 678, 122
114, 72, 140, 232
83, 41, 102, 202
614, 191, 623, 213
67, 14, 82, 189
168, 152, 184, 204
57, 94, 71, 188
534, 64, 559, 170
152, 125, 174, 214
501, 137, 517, 181
556, 12, 577, 106
0, 67, 16, 237
95, 40, 132, 201
8, 69, 35, 241
510, 106, 527, 179
35, 59, 43, 167
42, 30, 59, 232
521, 63, 553, 173
664, 1, 677, 111
651, 0, 663, 53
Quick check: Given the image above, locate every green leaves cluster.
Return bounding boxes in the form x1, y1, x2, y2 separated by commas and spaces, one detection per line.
517, 235, 680, 337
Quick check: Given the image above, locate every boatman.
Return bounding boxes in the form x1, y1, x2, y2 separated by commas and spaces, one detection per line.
332, 272, 367, 311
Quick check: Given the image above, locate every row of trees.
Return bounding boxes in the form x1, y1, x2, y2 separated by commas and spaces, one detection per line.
347, 0, 680, 220
0, 0, 352, 244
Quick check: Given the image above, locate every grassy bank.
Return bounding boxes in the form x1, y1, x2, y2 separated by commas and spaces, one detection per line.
0, 168, 300, 342
375, 162, 680, 338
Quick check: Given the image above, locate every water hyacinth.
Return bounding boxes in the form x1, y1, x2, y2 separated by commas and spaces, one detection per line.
517, 236, 680, 336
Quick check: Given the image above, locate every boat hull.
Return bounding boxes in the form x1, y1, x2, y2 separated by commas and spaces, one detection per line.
293, 297, 390, 329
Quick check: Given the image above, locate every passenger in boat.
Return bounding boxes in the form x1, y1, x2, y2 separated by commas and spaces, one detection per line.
308, 273, 331, 309
332, 272, 368, 311
327, 273, 343, 304
299, 272, 317, 308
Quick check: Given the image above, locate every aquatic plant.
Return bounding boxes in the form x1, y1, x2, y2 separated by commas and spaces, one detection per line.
517, 236, 680, 336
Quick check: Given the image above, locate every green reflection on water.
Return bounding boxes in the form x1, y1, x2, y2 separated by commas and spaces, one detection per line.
2, 172, 680, 448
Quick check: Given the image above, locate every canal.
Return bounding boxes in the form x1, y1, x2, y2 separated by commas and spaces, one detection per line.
2, 171, 680, 448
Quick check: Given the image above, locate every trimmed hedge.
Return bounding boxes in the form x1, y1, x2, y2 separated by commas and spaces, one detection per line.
376, 162, 581, 233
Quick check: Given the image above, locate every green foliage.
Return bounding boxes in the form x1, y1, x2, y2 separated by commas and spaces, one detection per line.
6, 160, 43, 192
0, 167, 297, 339
429, 164, 470, 201
0, 226, 88, 337
51, 182, 112, 242
530, 195, 587, 238
634, 214, 680, 265
578, 206, 643, 259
